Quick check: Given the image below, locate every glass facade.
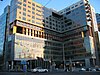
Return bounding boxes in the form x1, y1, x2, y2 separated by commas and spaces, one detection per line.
0, 0, 98, 70
0, 6, 10, 68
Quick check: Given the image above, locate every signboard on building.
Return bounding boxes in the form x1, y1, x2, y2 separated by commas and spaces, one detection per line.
21, 60, 27, 65
16, 21, 43, 31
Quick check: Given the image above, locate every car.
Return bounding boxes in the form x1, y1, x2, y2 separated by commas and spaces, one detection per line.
92, 68, 96, 72
31, 67, 48, 73
86, 68, 92, 71
96, 68, 100, 71
79, 68, 86, 71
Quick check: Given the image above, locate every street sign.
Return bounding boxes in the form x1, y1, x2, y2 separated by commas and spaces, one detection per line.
21, 60, 27, 65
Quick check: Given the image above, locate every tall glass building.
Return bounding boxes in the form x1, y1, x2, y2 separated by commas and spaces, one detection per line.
0, 0, 99, 70
96, 13, 100, 66
0, 5, 10, 70
96, 13, 100, 31
59, 0, 98, 68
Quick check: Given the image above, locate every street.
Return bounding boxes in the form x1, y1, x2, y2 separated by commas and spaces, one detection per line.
0, 72, 100, 75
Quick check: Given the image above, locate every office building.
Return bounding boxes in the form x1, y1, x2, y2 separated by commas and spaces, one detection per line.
0, 5, 10, 70
6, 0, 63, 70
0, 0, 99, 70
96, 13, 100, 31
96, 13, 100, 66
59, 0, 98, 68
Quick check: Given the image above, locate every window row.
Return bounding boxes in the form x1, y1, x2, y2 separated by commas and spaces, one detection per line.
16, 26, 62, 41
17, 1, 42, 9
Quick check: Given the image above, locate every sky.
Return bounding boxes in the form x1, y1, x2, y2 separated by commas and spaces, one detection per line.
0, 0, 100, 16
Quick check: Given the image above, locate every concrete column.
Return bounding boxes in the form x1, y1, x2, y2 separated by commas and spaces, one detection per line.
30, 61, 32, 69
13, 26, 17, 34
85, 58, 90, 68
26, 28, 28, 35
11, 61, 14, 70
22, 27, 24, 34
33, 30, 34, 37
5, 61, 9, 71
29, 29, 31, 36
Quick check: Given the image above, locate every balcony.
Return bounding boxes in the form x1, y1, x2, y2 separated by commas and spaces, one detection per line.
86, 13, 91, 17
87, 18, 92, 21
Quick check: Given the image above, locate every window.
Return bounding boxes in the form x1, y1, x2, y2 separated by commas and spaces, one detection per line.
36, 22, 41, 24
75, 5, 78, 7
17, 26, 23, 34
28, 10, 31, 12
46, 25, 48, 27
32, 20, 35, 23
80, 2, 83, 5
66, 8, 70, 11
67, 22, 72, 25
23, 12, 26, 16
28, 6, 31, 8
36, 13, 41, 16
36, 9, 41, 12
32, 7, 35, 10
23, 4, 26, 7
18, 6, 21, 9
27, 15, 31, 17
50, 26, 52, 28
71, 6, 74, 9
18, 2, 22, 5
28, 1, 31, 4
23, 8, 26, 11
36, 5, 41, 8
46, 21, 48, 23
32, 16, 35, 19
46, 17, 48, 20
19, 16, 21, 19
66, 11, 71, 15
28, 19, 31, 22
53, 27, 55, 29
32, 3, 35, 6
36, 18, 41, 21
32, 11, 35, 14
19, 12, 21, 14
22, 17, 26, 20
23, 0, 26, 2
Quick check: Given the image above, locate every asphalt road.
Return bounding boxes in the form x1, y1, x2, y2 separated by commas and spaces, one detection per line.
0, 72, 100, 75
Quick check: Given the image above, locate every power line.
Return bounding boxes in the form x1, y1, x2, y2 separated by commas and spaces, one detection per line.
44, 0, 52, 7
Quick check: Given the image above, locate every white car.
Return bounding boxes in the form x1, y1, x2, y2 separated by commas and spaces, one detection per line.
79, 68, 86, 71
31, 67, 48, 73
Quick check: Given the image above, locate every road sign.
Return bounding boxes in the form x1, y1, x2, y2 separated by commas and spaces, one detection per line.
21, 60, 27, 65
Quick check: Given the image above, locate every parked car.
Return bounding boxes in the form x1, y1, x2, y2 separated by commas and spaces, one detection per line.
79, 68, 86, 71
31, 67, 48, 73
86, 68, 92, 71
96, 68, 100, 71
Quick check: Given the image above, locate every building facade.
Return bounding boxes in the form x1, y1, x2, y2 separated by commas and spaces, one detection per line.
0, 0, 99, 70
59, 0, 98, 68
0, 5, 10, 70
96, 13, 100, 66
7, 0, 63, 70
96, 13, 100, 31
